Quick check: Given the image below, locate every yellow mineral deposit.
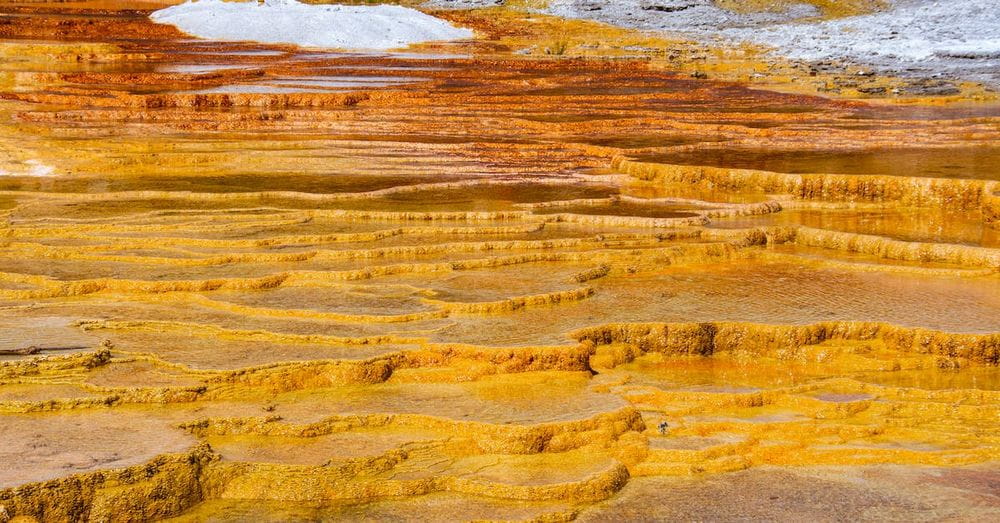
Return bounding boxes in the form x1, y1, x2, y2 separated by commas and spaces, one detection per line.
0, 0, 998, 522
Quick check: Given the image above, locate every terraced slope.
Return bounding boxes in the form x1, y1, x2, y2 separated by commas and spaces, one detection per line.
0, 1, 998, 521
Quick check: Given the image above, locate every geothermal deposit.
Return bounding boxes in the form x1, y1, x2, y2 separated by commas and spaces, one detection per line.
0, 0, 998, 521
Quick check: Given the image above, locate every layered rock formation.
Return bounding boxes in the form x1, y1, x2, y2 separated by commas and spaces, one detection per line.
0, 1, 997, 521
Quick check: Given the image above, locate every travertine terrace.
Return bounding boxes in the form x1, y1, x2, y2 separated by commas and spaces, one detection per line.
0, 1, 998, 521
